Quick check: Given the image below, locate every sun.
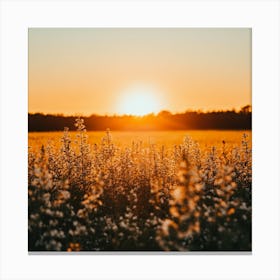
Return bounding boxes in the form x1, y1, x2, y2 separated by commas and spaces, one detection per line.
118, 85, 162, 116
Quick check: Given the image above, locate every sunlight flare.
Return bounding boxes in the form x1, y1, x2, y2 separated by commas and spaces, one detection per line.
118, 85, 162, 116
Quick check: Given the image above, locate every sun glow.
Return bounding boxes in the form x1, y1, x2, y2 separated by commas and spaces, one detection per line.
118, 85, 162, 116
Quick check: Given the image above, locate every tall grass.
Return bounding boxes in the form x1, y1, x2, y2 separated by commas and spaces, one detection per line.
28, 118, 251, 251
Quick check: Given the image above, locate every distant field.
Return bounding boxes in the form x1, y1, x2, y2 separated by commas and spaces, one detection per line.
29, 130, 252, 149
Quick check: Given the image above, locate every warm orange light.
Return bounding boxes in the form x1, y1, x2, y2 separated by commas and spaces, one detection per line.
118, 85, 162, 116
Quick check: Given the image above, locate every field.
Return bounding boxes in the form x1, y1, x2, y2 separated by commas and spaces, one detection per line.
28, 118, 252, 251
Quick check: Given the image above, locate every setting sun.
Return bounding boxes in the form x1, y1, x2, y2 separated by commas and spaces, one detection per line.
118, 85, 162, 116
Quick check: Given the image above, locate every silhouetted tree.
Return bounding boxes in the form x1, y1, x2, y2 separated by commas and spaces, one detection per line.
28, 106, 252, 132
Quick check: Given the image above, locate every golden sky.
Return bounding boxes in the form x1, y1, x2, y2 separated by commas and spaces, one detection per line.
29, 28, 251, 116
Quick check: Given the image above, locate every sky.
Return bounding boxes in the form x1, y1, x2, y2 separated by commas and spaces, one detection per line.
29, 28, 251, 116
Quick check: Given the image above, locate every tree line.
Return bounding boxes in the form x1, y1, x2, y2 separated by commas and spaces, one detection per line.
28, 105, 251, 131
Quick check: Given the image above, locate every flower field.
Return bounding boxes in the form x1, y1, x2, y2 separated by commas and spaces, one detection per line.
28, 118, 252, 251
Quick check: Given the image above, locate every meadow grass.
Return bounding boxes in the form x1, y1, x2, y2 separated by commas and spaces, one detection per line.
28, 118, 251, 251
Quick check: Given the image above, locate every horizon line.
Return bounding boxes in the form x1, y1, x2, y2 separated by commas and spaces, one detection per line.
28, 105, 252, 118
